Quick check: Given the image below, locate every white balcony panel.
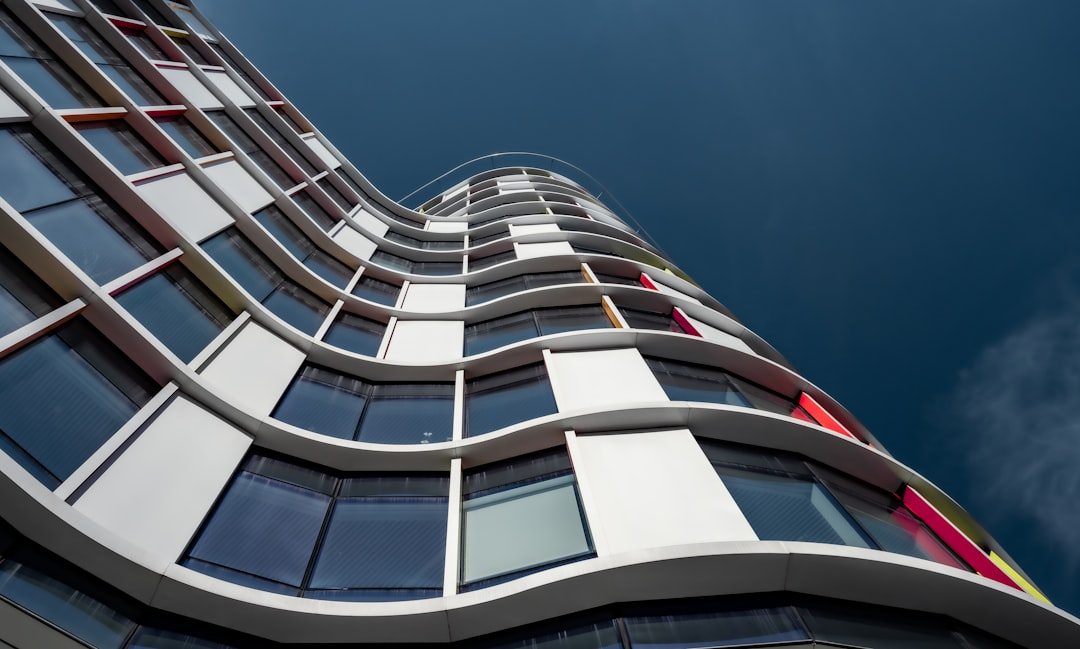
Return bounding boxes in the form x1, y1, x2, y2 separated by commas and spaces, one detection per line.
570, 428, 758, 557
384, 320, 463, 362
401, 284, 465, 313
332, 226, 377, 260
301, 134, 341, 169
134, 171, 233, 243
514, 241, 574, 259
158, 67, 223, 109
352, 208, 390, 238
684, 314, 755, 354
647, 275, 702, 305
73, 397, 252, 563
198, 322, 305, 416
204, 71, 256, 108
0, 87, 27, 120
427, 221, 467, 233
509, 223, 560, 236
546, 348, 666, 413
202, 159, 273, 212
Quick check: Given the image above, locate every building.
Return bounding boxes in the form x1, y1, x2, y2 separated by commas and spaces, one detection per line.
0, 0, 1076, 646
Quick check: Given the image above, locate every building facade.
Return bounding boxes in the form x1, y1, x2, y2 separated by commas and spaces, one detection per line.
0, 0, 1075, 646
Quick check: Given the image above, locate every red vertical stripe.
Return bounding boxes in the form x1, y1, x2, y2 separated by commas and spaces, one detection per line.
797, 392, 858, 440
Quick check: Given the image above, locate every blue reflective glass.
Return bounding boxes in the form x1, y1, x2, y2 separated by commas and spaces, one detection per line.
535, 306, 611, 336
115, 266, 233, 362
357, 384, 454, 445
0, 245, 59, 337
252, 205, 313, 259
187, 472, 330, 588
304, 251, 353, 288
0, 321, 151, 486
292, 190, 337, 230
262, 282, 330, 334
26, 196, 155, 282
2, 56, 103, 108
308, 497, 447, 592
322, 313, 384, 356
155, 116, 217, 159
464, 311, 537, 356
273, 367, 367, 440
798, 603, 964, 649
489, 621, 622, 649
99, 63, 166, 105
466, 365, 557, 437
127, 627, 238, 649
201, 230, 280, 300
74, 120, 165, 175
351, 275, 399, 305
625, 608, 808, 649
0, 128, 82, 212
0, 559, 135, 648
646, 359, 750, 408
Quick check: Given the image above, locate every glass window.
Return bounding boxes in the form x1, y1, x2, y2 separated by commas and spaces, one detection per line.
465, 363, 557, 437
593, 272, 642, 286
243, 108, 317, 175
155, 115, 218, 159
535, 305, 610, 336
322, 312, 385, 356
469, 248, 515, 271
335, 169, 365, 198
252, 205, 353, 288
413, 260, 462, 276
126, 628, 238, 649
461, 449, 592, 587
185, 454, 448, 600
0, 244, 62, 337
797, 601, 965, 649
273, 365, 453, 444
0, 127, 162, 283
131, 0, 170, 27
465, 306, 611, 356
49, 14, 166, 106
465, 274, 526, 306
625, 608, 809, 648
74, 120, 166, 175
0, 558, 135, 647
0, 317, 158, 487
115, 263, 234, 362
620, 307, 685, 333
370, 250, 412, 273
351, 274, 400, 306
292, 189, 338, 230
275, 106, 307, 135
262, 282, 330, 335
316, 177, 353, 212
645, 357, 751, 407
207, 43, 272, 101
169, 35, 209, 66
121, 26, 169, 61
165, 1, 214, 39
206, 111, 295, 190
468, 226, 508, 248
0, 8, 104, 109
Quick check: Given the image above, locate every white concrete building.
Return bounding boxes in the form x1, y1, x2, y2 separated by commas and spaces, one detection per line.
0, 0, 1075, 646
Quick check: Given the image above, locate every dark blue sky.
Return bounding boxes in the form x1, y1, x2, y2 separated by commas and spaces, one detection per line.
200, 1, 1080, 613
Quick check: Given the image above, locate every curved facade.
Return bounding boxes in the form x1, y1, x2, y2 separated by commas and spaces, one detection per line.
0, 1, 1075, 647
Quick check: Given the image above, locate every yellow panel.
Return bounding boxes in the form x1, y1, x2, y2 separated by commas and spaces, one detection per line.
989, 552, 1050, 604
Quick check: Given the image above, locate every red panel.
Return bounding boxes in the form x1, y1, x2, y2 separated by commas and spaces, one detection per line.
108, 16, 148, 29
902, 487, 1021, 590
639, 273, 658, 290
797, 392, 857, 440
671, 308, 701, 337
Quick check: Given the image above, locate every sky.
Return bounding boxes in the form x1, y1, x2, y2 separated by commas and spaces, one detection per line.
199, 0, 1080, 614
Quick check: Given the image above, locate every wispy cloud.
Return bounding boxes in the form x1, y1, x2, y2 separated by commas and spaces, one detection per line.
950, 299, 1080, 564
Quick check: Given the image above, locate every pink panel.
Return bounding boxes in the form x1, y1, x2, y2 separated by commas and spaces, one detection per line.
797, 392, 858, 441
671, 307, 701, 337
902, 487, 1020, 590
639, 273, 658, 290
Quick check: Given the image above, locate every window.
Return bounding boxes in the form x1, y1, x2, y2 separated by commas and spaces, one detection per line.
120, 27, 169, 61
291, 189, 338, 230
49, 14, 167, 106
468, 226, 509, 248
461, 448, 592, 588
334, 169, 366, 198
465, 363, 557, 437
316, 176, 354, 212
351, 273, 400, 306
322, 312, 386, 356
371, 251, 461, 276
114, 262, 235, 362
592, 272, 643, 286
386, 231, 461, 251
618, 307, 685, 333
253, 205, 354, 288
183, 454, 448, 600
275, 106, 307, 135
700, 440, 967, 570
464, 305, 612, 356
0, 8, 104, 108
208, 43, 274, 102
0, 317, 158, 487
465, 271, 587, 306
169, 34, 208, 66
0, 244, 62, 337
206, 111, 295, 190
0, 126, 163, 283
154, 115, 218, 159
74, 120, 166, 176
243, 108, 317, 176
469, 248, 515, 271
625, 607, 809, 648
273, 365, 453, 444
201, 228, 330, 335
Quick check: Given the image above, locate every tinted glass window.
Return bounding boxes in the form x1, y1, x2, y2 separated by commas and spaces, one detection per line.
170, 35, 208, 65
645, 357, 750, 407
465, 311, 537, 356
469, 248, 514, 271
206, 111, 294, 189
74, 120, 166, 175
0, 9, 104, 108
465, 363, 556, 437
121, 26, 169, 61
316, 177, 352, 212
243, 108, 317, 175
201, 228, 280, 300
625, 608, 808, 648
620, 307, 683, 333
292, 189, 337, 230
351, 274, 400, 306
322, 312, 385, 356
155, 115, 218, 159
0, 244, 62, 337
262, 281, 329, 335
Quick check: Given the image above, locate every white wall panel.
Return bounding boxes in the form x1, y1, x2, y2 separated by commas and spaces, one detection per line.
135, 171, 233, 242
204, 71, 256, 107
158, 67, 222, 109
569, 429, 758, 556
198, 322, 305, 415
509, 223, 560, 236
683, 314, 754, 354
352, 208, 390, 237
332, 226, 377, 260
428, 221, 467, 233
0, 87, 27, 120
401, 284, 465, 313
515, 241, 574, 259
202, 159, 273, 212
384, 320, 463, 362
546, 348, 666, 413
74, 397, 252, 562
301, 134, 341, 169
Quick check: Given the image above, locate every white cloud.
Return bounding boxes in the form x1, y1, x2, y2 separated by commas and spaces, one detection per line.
950, 300, 1080, 563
